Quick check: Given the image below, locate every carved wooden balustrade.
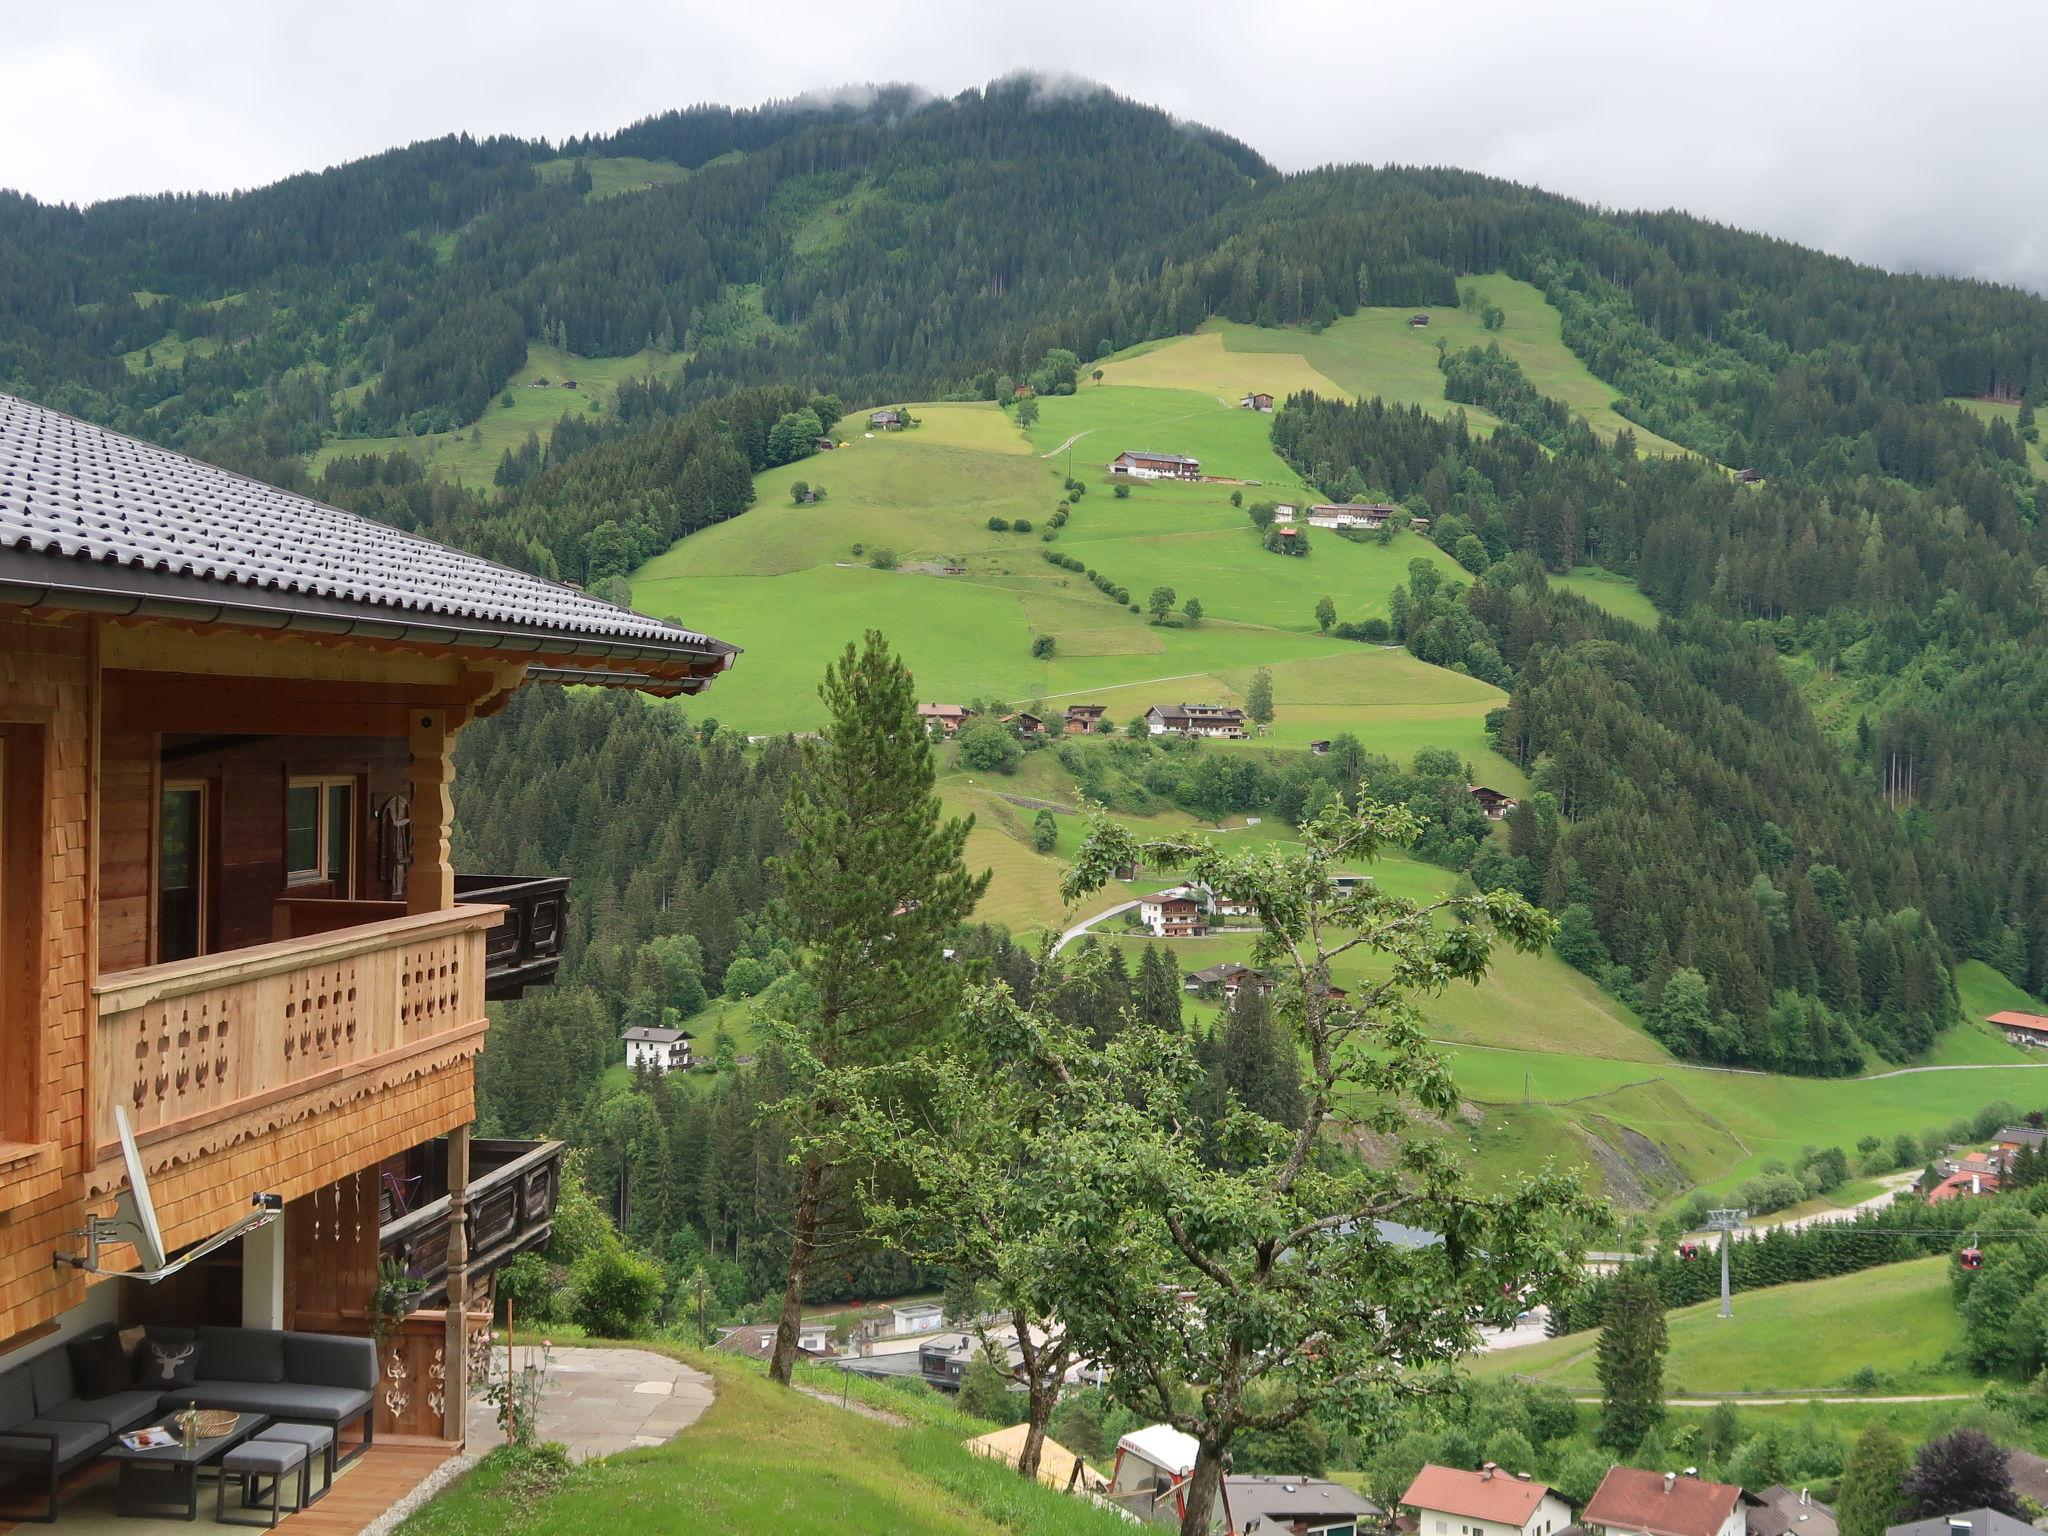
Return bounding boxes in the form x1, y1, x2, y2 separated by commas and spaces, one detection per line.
91, 906, 501, 1156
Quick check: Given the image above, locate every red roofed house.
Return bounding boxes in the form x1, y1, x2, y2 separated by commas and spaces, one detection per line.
1989, 1010, 2048, 1048
1927, 1167, 2001, 1203
1583, 1468, 1746, 1536
1403, 1463, 1574, 1536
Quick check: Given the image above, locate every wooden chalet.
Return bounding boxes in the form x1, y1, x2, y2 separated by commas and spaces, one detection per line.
869, 409, 904, 430
1239, 392, 1275, 412
1990, 1010, 2048, 1047
1108, 450, 1200, 481
1733, 467, 1763, 484
1145, 703, 1247, 739
1063, 703, 1107, 734
1306, 502, 1399, 530
1001, 710, 1048, 736
1469, 785, 1519, 820
917, 702, 973, 737
1138, 888, 1207, 939
0, 392, 733, 1452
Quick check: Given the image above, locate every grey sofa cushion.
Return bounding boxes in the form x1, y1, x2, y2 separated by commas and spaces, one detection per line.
27, 1350, 73, 1416
195, 1327, 285, 1384
168, 1380, 371, 1424
0, 1417, 106, 1466
284, 1333, 377, 1392
0, 1367, 32, 1431
42, 1390, 161, 1436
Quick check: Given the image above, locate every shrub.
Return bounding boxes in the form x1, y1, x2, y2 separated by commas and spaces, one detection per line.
868, 547, 898, 570
987, 516, 1011, 532
1031, 634, 1055, 659
495, 1252, 555, 1322
1114, 483, 1131, 499
1041, 529, 1058, 541
570, 1243, 662, 1337
1013, 518, 1032, 533
954, 719, 1022, 774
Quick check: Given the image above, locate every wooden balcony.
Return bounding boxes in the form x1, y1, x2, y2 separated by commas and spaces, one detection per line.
272, 872, 570, 1002
379, 1138, 564, 1307
453, 874, 570, 1000
91, 906, 499, 1158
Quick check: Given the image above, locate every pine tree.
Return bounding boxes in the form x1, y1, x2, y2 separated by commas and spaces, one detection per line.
1136, 945, 1183, 1029
1595, 1264, 1667, 1451
1839, 1423, 1910, 1536
762, 631, 989, 1384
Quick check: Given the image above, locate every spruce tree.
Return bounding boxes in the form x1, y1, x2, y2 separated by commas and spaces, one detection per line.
1839, 1423, 1910, 1536
762, 631, 989, 1384
1595, 1264, 1668, 1450
1136, 945, 1183, 1028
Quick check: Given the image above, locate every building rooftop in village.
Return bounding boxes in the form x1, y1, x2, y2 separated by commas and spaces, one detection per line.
1886, 1512, 2036, 1536
1403, 1463, 1556, 1525
622, 1026, 693, 1044
1746, 1485, 1836, 1536
1584, 1467, 1742, 1536
1229, 1474, 1381, 1530
0, 391, 732, 683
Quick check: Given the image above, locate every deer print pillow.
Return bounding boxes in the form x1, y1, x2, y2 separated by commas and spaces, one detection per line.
135, 1330, 200, 1387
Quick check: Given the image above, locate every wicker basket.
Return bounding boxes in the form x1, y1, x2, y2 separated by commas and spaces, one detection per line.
190, 1409, 241, 1439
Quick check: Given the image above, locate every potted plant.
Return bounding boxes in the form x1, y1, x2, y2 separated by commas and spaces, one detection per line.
369, 1257, 428, 1350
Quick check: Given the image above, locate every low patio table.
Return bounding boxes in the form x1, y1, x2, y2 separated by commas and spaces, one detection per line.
100, 1412, 271, 1520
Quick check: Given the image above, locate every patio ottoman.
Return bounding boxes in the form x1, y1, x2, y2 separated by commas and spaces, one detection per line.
253, 1421, 335, 1503
217, 1438, 308, 1529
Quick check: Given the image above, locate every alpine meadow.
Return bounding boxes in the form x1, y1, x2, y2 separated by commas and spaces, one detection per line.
7, 59, 2048, 1536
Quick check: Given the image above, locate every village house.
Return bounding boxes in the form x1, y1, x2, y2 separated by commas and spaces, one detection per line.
0, 389, 735, 1513
1927, 1166, 2001, 1203
1277, 526, 1302, 544
1469, 786, 1519, 820
1064, 703, 1108, 734
1272, 505, 1296, 522
1733, 468, 1764, 485
1227, 1475, 1379, 1536
869, 409, 905, 430
918, 702, 974, 737
1403, 1463, 1574, 1536
1146, 703, 1249, 739
1139, 887, 1208, 939
1001, 710, 1049, 736
1309, 739, 1333, 755
1583, 1468, 1747, 1536
1411, 313, 1431, 327
1410, 515, 1433, 536
1887, 1513, 2036, 1536
1989, 1010, 2048, 1047
623, 1025, 694, 1073
1240, 392, 1276, 412
1307, 502, 1400, 531
715, 1320, 830, 1360
1203, 888, 1256, 919
1995, 1124, 2047, 1158
1184, 963, 1270, 1001
892, 1301, 946, 1335
1109, 450, 1202, 481
1746, 1485, 1835, 1536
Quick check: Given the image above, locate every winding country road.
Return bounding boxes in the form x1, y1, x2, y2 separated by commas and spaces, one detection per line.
1051, 900, 1139, 956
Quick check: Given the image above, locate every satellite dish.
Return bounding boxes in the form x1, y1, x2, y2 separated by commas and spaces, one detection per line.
113, 1105, 168, 1271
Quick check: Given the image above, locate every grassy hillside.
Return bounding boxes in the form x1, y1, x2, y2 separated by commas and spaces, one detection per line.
398, 1348, 1131, 1536
1553, 566, 1660, 626
632, 399, 1513, 789
1476, 1257, 1973, 1394
1949, 397, 2048, 478
310, 343, 689, 484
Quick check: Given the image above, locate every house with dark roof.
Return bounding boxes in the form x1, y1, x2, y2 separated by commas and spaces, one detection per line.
1994, 1124, 2047, 1155
1229, 1474, 1379, 1535
1146, 703, 1248, 739
1064, 703, 1108, 734
1886, 1512, 2035, 1536
1470, 786, 1519, 820
1109, 450, 1201, 481
716, 1321, 829, 1359
624, 1026, 694, 1073
869, 409, 905, 429
1583, 1468, 1745, 1536
1307, 502, 1400, 530
0, 388, 733, 1460
1403, 1463, 1574, 1536
1240, 392, 1276, 412
1745, 1485, 1835, 1536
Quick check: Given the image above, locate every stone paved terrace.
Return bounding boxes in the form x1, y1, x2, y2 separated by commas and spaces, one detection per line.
467, 1344, 714, 1461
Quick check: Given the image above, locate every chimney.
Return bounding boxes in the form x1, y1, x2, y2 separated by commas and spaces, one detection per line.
1800, 1491, 1809, 1507
1482, 1464, 1499, 1481
1664, 1473, 1677, 1494
1685, 1469, 1699, 1479
1518, 1473, 1533, 1483
1972, 1174, 1982, 1195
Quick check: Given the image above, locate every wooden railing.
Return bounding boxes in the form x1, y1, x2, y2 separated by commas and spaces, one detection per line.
452, 874, 569, 1000
380, 1138, 564, 1308
92, 906, 501, 1150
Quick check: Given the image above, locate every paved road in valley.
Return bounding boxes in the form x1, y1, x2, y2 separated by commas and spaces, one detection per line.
1051, 900, 1138, 956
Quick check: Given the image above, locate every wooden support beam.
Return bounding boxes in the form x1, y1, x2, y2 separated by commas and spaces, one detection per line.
406, 709, 460, 914
442, 1123, 470, 1445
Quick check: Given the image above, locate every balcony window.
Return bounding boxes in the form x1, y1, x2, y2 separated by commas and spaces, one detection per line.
158, 781, 207, 962
286, 776, 354, 894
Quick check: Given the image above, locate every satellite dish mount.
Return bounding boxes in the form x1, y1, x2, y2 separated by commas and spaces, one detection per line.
56, 1106, 281, 1282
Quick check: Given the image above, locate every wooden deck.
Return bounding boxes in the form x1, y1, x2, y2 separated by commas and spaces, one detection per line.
0, 1442, 454, 1536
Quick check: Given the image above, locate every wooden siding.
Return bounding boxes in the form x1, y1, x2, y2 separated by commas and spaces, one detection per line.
97, 729, 155, 974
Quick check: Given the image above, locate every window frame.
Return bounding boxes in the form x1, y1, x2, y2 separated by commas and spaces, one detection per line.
157, 777, 211, 962
284, 774, 357, 896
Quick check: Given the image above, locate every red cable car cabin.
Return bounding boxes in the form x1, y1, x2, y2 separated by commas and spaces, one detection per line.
1960, 1247, 1983, 1270
1679, 1241, 1701, 1261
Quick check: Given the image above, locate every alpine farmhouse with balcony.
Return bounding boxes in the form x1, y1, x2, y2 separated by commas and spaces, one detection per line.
0, 393, 733, 1473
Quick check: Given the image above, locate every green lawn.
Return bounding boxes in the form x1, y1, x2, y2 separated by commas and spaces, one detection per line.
311, 344, 688, 486
1554, 566, 1660, 626
1949, 397, 2048, 478
1475, 1258, 1974, 1395
535, 155, 694, 199
397, 1348, 1131, 1536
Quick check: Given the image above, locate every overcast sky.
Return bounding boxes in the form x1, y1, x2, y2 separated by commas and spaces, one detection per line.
6, 1, 2043, 292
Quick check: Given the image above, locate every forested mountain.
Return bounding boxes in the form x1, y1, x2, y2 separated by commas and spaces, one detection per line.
9, 80, 2048, 1075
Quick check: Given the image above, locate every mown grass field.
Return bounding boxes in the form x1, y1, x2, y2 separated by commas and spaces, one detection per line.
1553, 566, 1660, 626
536, 154, 694, 199
311, 343, 687, 485
1476, 1258, 1974, 1395
397, 1347, 1131, 1536
1950, 396, 2048, 478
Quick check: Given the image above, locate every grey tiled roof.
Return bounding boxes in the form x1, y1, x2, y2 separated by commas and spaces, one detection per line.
0, 392, 731, 662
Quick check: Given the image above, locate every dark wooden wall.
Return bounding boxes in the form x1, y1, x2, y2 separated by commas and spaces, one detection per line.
98, 734, 410, 967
